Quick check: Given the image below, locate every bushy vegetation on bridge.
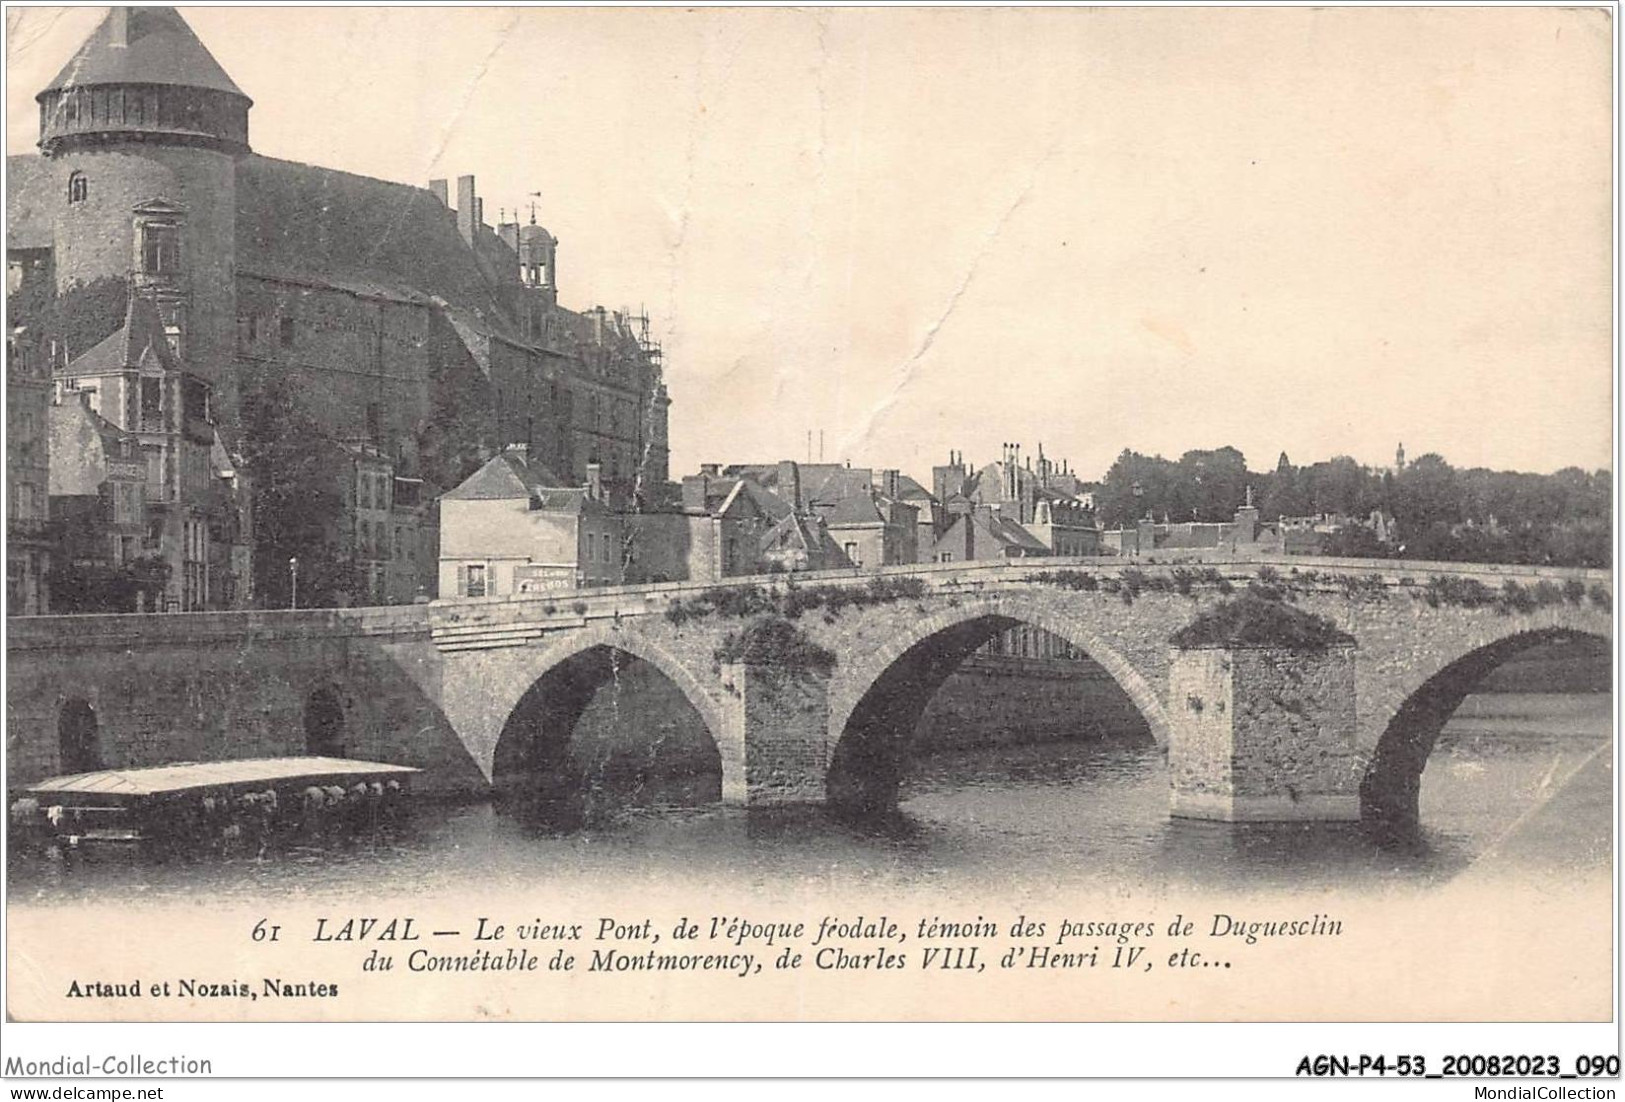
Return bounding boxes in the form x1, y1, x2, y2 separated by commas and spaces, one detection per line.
1026, 566, 1237, 604
667, 576, 930, 627
713, 616, 837, 678
1029, 562, 1609, 618
1170, 591, 1355, 651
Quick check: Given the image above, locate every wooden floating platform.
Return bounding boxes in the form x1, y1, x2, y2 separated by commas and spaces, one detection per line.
25, 756, 419, 803
13, 757, 420, 853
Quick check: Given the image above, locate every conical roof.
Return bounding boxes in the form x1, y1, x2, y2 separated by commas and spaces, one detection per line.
40, 7, 248, 103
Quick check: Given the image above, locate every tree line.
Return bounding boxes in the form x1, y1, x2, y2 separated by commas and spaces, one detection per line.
1093, 447, 1610, 569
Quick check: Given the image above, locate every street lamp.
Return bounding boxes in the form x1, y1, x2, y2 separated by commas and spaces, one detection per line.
289, 556, 299, 610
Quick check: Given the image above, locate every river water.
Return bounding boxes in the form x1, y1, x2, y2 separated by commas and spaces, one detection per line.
7, 691, 1610, 905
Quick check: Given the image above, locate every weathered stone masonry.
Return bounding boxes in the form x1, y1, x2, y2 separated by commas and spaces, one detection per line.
6, 557, 1611, 822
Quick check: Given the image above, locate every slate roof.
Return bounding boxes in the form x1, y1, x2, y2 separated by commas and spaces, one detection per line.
235, 155, 504, 323
64, 294, 181, 377
808, 467, 873, 506
442, 450, 567, 501
823, 492, 887, 528
761, 512, 852, 565
530, 488, 597, 515
986, 511, 1050, 553
41, 7, 249, 101
889, 473, 936, 503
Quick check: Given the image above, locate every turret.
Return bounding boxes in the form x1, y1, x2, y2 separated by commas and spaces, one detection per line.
37, 7, 251, 156
518, 222, 559, 308
36, 7, 246, 414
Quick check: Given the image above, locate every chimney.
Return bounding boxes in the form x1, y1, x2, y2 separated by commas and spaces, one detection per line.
777, 460, 802, 511
585, 461, 603, 501
682, 473, 711, 514
882, 468, 900, 499
429, 179, 448, 206
700, 463, 720, 476
498, 221, 519, 252
110, 7, 130, 48
456, 175, 477, 245
592, 307, 606, 344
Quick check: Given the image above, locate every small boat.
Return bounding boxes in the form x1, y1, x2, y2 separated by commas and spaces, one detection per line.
12, 756, 420, 854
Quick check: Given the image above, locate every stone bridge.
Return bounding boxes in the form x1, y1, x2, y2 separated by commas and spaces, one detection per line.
6, 556, 1611, 828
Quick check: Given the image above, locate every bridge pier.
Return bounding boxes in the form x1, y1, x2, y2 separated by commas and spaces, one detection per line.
1166, 644, 1361, 822
720, 661, 830, 805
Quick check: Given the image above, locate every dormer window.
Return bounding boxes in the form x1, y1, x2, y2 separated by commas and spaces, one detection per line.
141, 222, 181, 274
67, 171, 87, 205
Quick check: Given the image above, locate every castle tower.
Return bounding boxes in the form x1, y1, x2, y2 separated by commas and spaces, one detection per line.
38, 7, 252, 611
37, 6, 249, 422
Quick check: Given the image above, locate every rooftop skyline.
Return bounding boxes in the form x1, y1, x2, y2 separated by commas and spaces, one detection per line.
7, 6, 1612, 479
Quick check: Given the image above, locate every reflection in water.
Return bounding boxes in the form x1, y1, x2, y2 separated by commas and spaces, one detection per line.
7, 693, 1610, 904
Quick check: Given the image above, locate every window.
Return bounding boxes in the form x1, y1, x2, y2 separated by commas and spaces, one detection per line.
279, 315, 295, 349
465, 563, 486, 598
844, 541, 860, 567
67, 171, 87, 205
938, 551, 954, 563
140, 223, 180, 274
141, 377, 163, 419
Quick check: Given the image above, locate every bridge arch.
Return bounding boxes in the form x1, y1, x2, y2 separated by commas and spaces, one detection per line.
1360, 626, 1611, 832
488, 623, 733, 817
824, 593, 1171, 813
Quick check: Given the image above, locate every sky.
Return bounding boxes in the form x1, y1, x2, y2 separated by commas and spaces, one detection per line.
6, 6, 1615, 481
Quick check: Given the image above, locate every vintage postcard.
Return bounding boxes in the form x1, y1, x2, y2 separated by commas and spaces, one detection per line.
2, 2, 1616, 1072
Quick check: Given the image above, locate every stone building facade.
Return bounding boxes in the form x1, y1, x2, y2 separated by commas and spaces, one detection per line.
6, 7, 672, 609
439, 447, 624, 599
6, 317, 53, 614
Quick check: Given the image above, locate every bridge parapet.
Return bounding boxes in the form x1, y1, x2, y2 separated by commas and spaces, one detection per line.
423, 556, 1608, 653
6, 604, 430, 651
